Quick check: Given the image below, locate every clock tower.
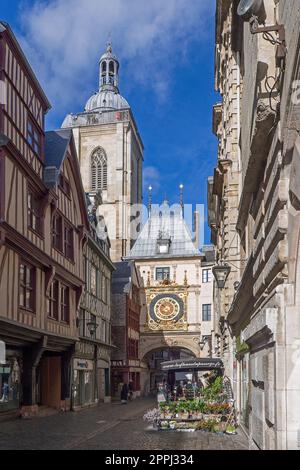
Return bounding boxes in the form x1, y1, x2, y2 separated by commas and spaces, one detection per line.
126, 200, 216, 395
62, 43, 144, 262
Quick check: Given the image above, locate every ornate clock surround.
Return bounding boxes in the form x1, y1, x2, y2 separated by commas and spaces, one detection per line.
146, 281, 188, 332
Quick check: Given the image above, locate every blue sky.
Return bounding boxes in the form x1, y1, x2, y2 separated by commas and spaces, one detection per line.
1, 0, 218, 244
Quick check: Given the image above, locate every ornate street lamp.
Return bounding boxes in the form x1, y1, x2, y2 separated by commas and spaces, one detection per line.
212, 262, 231, 289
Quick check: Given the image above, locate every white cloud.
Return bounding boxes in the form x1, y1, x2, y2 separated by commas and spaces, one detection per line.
143, 166, 161, 191
18, 0, 214, 121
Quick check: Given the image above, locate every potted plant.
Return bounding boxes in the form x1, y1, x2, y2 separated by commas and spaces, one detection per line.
159, 403, 167, 419
164, 405, 173, 420
143, 408, 160, 427
226, 424, 237, 435
159, 420, 169, 430
178, 401, 189, 420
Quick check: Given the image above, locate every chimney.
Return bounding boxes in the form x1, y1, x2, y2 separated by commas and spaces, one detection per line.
194, 211, 200, 250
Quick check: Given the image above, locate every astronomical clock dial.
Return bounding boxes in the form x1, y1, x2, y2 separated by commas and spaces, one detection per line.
149, 293, 184, 325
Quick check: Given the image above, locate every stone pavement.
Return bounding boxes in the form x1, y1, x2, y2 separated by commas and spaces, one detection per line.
0, 398, 250, 450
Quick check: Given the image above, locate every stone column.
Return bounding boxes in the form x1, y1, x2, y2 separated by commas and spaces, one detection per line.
61, 345, 75, 411
21, 336, 47, 418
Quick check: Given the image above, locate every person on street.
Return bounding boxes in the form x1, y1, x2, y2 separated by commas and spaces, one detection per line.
121, 383, 129, 404
128, 381, 133, 401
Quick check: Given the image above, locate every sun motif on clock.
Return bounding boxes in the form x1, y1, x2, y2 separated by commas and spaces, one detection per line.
149, 293, 184, 324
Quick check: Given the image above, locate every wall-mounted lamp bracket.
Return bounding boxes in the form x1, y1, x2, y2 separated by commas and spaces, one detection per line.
250, 16, 287, 64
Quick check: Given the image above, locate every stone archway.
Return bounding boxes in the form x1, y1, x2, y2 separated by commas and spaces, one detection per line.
139, 334, 201, 396
140, 335, 201, 362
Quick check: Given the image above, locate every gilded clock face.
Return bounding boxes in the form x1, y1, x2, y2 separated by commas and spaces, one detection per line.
149, 294, 184, 324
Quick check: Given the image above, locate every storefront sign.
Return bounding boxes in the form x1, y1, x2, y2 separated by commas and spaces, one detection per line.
111, 360, 125, 367
0, 341, 5, 365
97, 359, 109, 369
161, 358, 224, 371
73, 359, 94, 371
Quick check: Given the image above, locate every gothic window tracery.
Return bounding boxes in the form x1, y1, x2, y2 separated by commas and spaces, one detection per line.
91, 147, 108, 191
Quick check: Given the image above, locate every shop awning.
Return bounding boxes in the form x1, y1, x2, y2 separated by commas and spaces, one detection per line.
160, 358, 224, 372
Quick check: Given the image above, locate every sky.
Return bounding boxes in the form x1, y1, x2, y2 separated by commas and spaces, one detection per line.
1, 0, 219, 244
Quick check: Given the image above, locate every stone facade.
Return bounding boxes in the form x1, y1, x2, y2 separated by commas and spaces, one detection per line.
62, 46, 144, 262
208, 0, 242, 379
209, 0, 300, 450
127, 202, 216, 395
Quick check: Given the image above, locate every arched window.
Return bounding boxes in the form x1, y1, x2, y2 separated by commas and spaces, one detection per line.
91, 147, 107, 192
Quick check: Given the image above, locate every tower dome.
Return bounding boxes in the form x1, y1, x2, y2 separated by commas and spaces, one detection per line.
85, 43, 130, 112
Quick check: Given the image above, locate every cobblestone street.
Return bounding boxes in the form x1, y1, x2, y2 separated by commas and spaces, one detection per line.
0, 399, 249, 450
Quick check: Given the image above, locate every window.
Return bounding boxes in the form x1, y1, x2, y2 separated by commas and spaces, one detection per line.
59, 174, 70, 197
91, 148, 107, 192
27, 118, 41, 156
91, 266, 97, 297
202, 304, 212, 322
52, 213, 74, 261
64, 224, 74, 261
52, 214, 63, 251
19, 263, 35, 311
128, 339, 139, 359
157, 239, 171, 254
156, 267, 170, 281
202, 269, 212, 283
60, 285, 70, 323
98, 270, 102, 298
28, 191, 42, 234
102, 274, 107, 303
48, 280, 70, 324
79, 309, 85, 337
48, 281, 59, 320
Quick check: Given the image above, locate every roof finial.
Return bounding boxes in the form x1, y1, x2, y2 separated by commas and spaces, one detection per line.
107, 31, 112, 53
179, 184, 184, 216
148, 185, 153, 214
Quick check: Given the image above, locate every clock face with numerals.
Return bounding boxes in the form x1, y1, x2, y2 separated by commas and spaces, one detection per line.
149, 294, 184, 324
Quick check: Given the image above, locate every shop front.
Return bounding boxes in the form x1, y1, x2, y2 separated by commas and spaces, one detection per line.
111, 360, 141, 400
96, 344, 111, 403
0, 348, 22, 414
72, 358, 96, 409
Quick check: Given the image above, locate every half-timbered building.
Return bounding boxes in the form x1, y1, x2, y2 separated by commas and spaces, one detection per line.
111, 261, 142, 399
74, 193, 114, 409
0, 22, 89, 417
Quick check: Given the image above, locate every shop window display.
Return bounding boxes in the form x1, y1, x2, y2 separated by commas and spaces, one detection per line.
72, 368, 94, 408
0, 357, 21, 412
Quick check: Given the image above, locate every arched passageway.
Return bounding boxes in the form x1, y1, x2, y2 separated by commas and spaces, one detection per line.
141, 347, 196, 395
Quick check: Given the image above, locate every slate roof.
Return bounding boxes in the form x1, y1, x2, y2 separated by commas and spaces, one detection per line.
44, 129, 73, 169
43, 129, 90, 229
112, 262, 132, 294
127, 201, 200, 260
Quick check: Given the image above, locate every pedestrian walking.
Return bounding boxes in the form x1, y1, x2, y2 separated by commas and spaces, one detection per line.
121, 383, 129, 404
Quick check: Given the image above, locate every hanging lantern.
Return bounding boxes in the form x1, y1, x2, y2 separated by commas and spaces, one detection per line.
212, 263, 231, 289
87, 320, 99, 337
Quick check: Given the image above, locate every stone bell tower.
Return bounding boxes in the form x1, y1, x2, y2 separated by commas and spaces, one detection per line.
62, 43, 144, 262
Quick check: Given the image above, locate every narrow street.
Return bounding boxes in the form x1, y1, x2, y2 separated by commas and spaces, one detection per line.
0, 399, 249, 450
